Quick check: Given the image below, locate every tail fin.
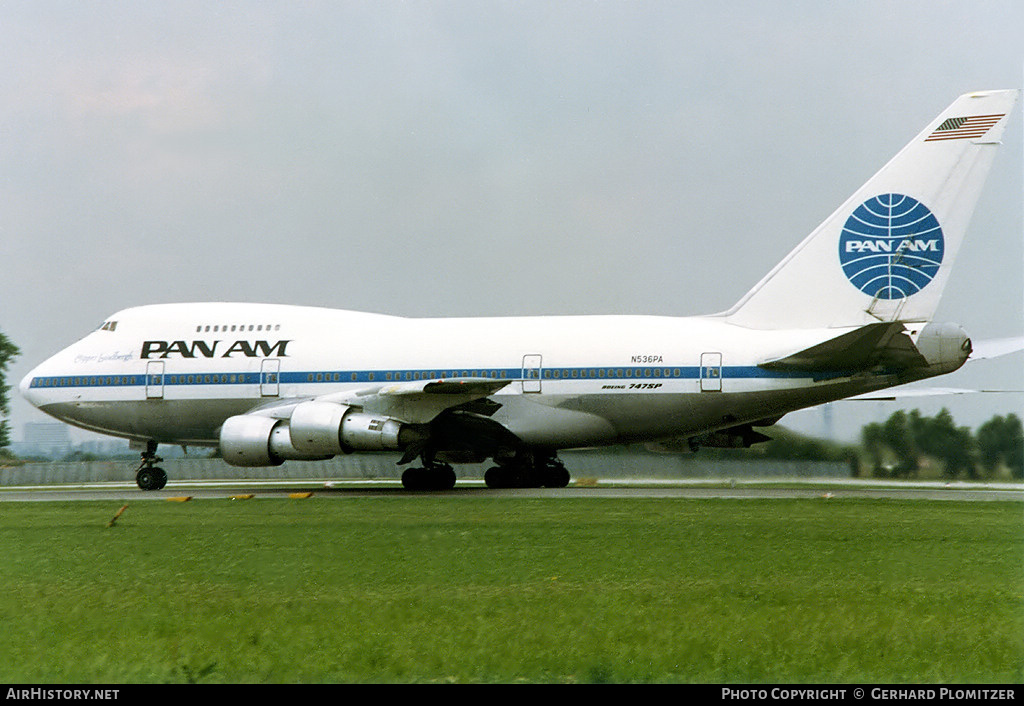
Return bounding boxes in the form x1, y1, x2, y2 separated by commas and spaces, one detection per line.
723, 89, 1019, 330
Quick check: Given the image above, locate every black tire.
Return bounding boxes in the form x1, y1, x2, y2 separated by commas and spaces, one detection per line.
484, 467, 506, 489
435, 466, 457, 490
136, 468, 157, 491
401, 468, 424, 490
544, 464, 571, 488
152, 467, 168, 490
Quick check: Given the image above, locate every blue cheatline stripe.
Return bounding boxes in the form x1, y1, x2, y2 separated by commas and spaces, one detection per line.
28, 364, 840, 390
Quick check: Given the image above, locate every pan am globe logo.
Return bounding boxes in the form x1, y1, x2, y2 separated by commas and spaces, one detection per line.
838, 193, 944, 300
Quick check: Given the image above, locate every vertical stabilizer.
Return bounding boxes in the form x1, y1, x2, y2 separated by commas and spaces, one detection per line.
724, 90, 1018, 329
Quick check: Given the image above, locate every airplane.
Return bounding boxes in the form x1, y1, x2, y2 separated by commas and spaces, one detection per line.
20, 89, 1021, 491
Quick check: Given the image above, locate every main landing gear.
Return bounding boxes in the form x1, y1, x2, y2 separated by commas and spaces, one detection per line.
398, 446, 571, 491
135, 441, 168, 491
401, 462, 458, 491
484, 453, 570, 489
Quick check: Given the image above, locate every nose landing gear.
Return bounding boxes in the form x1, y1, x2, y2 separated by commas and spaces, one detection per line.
135, 441, 167, 491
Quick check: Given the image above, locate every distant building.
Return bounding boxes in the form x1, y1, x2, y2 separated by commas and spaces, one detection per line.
11, 423, 137, 459
15, 422, 73, 459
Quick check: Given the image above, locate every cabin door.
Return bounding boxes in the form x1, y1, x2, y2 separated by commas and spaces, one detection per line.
145, 361, 165, 399
260, 358, 281, 397
522, 354, 543, 393
700, 352, 723, 392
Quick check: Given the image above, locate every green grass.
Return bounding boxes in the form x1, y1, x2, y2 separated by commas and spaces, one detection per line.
0, 497, 1020, 683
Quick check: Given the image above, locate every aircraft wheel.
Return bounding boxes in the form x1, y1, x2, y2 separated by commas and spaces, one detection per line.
152, 467, 168, 490
137, 467, 160, 491
436, 466, 457, 490
402, 466, 456, 491
484, 467, 507, 489
401, 468, 425, 490
544, 464, 570, 488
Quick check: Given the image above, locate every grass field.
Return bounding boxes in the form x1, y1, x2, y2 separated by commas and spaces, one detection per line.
0, 495, 1020, 683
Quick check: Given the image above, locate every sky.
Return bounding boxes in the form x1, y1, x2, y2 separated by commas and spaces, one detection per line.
2, 0, 1022, 443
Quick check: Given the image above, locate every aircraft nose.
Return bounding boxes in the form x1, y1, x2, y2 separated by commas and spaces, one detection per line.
20, 355, 60, 409
20, 366, 42, 407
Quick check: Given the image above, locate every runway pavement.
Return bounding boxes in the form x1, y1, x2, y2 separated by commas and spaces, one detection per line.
0, 478, 1020, 502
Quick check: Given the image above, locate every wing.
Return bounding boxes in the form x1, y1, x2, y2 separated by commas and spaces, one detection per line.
244, 377, 511, 424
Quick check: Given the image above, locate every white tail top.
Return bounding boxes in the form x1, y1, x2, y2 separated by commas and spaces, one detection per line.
723, 89, 1019, 330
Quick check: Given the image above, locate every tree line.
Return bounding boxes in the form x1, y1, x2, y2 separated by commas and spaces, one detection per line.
0, 330, 18, 450
861, 408, 1022, 480
653, 407, 1022, 480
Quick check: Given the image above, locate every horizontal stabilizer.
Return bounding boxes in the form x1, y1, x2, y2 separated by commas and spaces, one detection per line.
969, 336, 1024, 361
760, 322, 926, 372
849, 386, 1023, 400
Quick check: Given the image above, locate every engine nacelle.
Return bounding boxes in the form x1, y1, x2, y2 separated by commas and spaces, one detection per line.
289, 401, 404, 453
220, 402, 420, 467
218, 415, 316, 467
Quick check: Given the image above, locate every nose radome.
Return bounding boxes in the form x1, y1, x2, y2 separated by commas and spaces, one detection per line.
20, 363, 45, 406
20, 354, 60, 408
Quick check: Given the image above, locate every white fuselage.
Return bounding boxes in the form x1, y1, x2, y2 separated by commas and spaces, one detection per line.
19, 302, 945, 453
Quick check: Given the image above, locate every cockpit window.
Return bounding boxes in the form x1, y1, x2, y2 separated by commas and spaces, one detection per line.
99, 321, 117, 332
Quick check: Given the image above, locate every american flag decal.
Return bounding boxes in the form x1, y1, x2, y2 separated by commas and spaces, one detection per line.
924, 114, 1004, 141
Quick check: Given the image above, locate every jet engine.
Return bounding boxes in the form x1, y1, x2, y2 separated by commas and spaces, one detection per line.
219, 401, 424, 467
